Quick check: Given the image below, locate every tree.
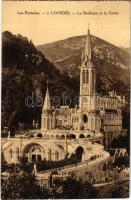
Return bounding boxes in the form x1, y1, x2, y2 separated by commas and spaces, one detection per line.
1, 166, 49, 199
53, 177, 99, 199
114, 155, 129, 168
112, 183, 129, 198
109, 133, 129, 154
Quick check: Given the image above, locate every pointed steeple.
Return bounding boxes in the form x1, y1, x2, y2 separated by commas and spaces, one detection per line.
43, 81, 51, 110
83, 26, 92, 61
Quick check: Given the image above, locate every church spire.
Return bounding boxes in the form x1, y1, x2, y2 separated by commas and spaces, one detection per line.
83, 26, 92, 62
43, 81, 51, 110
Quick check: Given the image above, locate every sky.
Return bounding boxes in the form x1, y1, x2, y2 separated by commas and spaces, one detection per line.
2, 1, 130, 48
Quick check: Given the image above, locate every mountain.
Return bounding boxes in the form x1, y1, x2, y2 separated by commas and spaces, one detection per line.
2, 31, 79, 131
37, 35, 130, 97
119, 46, 130, 55
2, 31, 130, 132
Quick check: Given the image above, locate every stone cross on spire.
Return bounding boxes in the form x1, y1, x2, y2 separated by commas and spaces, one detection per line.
43, 80, 51, 110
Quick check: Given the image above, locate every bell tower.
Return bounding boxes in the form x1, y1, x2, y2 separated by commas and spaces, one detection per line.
41, 82, 55, 130
79, 28, 96, 111
79, 28, 98, 131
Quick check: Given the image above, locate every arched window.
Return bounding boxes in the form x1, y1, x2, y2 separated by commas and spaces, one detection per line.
9, 149, 12, 159
92, 71, 94, 85
95, 118, 97, 130
55, 150, 59, 161
16, 147, 19, 161
82, 70, 85, 84
31, 146, 42, 153
91, 118, 93, 129
29, 134, 34, 138
79, 134, 85, 138
61, 135, 65, 140
56, 135, 59, 139
48, 149, 52, 160
75, 146, 84, 161
37, 133, 43, 138
51, 118, 52, 128
82, 114, 88, 123
70, 134, 76, 139
86, 134, 91, 138
43, 118, 46, 125
31, 146, 42, 162
47, 118, 50, 129
85, 70, 89, 84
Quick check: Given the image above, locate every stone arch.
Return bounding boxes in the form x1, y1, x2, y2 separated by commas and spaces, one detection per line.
29, 134, 34, 138
61, 135, 65, 139
86, 134, 91, 138
22, 143, 44, 163
30, 146, 43, 162
82, 114, 88, 123
51, 134, 54, 139
56, 135, 60, 139
22, 142, 65, 162
75, 146, 84, 161
69, 134, 76, 139
79, 134, 85, 138
37, 133, 43, 138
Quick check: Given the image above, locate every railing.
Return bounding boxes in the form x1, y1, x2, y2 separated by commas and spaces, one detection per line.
37, 151, 110, 176
38, 161, 82, 174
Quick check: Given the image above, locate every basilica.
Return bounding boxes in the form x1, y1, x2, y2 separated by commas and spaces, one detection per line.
41, 28, 125, 146
2, 29, 126, 182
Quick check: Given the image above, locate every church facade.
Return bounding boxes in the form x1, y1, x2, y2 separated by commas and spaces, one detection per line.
41, 29, 125, 146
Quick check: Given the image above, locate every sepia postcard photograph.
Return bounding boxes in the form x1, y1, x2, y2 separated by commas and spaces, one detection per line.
1, 0, 130, 199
